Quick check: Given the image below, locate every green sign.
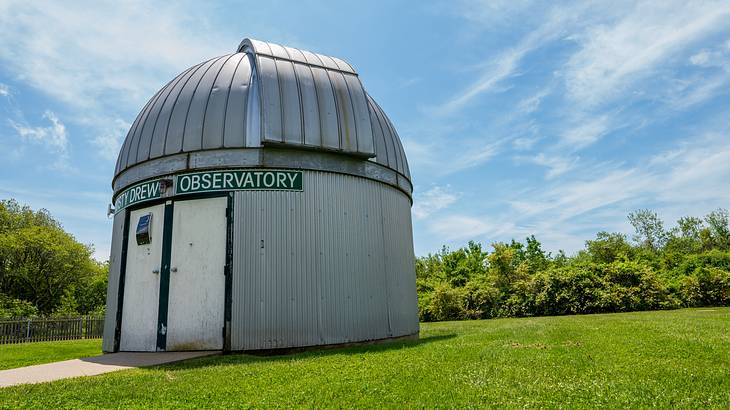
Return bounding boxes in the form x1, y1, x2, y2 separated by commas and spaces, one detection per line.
113, 170, 302, 214
114, 180, 161, 213
176, 170, 303, 194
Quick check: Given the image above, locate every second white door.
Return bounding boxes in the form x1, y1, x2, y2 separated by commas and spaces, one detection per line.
165, 197, 227, 351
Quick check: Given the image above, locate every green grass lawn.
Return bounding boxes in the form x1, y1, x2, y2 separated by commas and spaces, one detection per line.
0, 339, 101, 371
1, 308, 729, 408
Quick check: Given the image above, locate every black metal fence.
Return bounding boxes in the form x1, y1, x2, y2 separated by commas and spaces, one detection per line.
0, 316, 104, 344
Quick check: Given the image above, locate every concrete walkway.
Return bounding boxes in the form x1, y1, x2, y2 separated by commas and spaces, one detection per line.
0, 351, 218, 388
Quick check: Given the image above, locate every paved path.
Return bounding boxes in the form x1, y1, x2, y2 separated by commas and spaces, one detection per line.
0, 351, 218, 388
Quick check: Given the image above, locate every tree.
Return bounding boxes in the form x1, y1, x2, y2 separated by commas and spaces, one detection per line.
54, 286, 80, 316
488, 242, 519, 291
0, 293, 39, 319
628, 209, 667, 251
677, 216, 704, 240
524, 235, 548, 272
705, 208, 730, 250
0, 200, 105, 315
585, 232, 633, 264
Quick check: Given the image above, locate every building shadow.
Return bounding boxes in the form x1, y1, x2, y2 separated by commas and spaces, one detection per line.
79, 350, 219, 368
154, 333, 457, 371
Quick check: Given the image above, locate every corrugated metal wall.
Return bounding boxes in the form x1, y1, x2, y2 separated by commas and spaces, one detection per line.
231, 171, 418, 350
102, 211, 126, 352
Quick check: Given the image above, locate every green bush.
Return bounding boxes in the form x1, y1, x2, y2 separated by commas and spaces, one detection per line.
530, 267, 608, 316
462, 280, 500, 319
427, 284, 465, 321
415, 210, 730, 322
603, 261, 677, 311
673, 250, 730, 277
0, 293, 39, 319
680, 267, 730, 307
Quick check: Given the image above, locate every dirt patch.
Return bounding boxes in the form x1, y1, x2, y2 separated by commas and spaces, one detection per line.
507, 341, 547, 349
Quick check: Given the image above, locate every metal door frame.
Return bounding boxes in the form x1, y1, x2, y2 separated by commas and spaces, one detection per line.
114, 192, 234, 352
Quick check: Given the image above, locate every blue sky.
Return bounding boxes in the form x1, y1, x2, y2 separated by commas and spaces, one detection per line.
1, 1, 730, 260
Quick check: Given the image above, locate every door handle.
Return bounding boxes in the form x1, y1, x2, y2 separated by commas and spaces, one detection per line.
152, 269, 159, 274
171, 267, 178, 273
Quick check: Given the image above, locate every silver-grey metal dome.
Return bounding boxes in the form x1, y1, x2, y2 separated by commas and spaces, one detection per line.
113, 38, 410, 197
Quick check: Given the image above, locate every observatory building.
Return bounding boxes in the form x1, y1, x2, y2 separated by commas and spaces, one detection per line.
102, 38, 418, 352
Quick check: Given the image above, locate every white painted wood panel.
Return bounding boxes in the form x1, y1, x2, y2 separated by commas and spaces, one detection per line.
120, 204, 165, 351
166, 197, 227, 350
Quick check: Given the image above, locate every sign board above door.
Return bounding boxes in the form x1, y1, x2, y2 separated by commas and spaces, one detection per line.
113, 169, 303, 214
176, 170, 303, 195
114, 180, 162, 214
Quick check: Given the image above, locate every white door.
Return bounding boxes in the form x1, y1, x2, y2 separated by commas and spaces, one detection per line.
165, 197, 227, 350
120, 204, 165, 351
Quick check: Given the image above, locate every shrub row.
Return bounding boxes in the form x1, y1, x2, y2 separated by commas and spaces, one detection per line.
419, 260, 730, 322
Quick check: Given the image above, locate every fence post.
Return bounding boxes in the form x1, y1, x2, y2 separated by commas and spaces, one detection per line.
26, 319, 31, 342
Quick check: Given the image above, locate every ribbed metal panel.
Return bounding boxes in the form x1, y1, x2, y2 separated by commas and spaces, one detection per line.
231, 171, 417, 350
381, 186, 419, 336
238, 38, 356, 75
102, 211, 126, 352
366, 95, 410, 178
203, 54, 245, 150
115, 38, 413, 188
295, 63, 321, 147
224, 55, 252, 148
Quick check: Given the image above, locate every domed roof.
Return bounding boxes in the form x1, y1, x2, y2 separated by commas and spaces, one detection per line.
114, 38, 410, 196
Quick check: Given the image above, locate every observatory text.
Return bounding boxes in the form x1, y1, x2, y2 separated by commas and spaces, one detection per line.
176, 170, 303, 194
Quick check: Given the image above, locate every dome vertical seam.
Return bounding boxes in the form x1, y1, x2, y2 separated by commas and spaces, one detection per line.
221, 53, 245, 148
202, 54, 238, 149
180, 55, 228, 153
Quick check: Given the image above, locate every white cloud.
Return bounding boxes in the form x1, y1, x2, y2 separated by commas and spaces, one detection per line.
559, 115, 611, 149
512, 136, 539, 151
689, 42, 730, 69
523, 168, 648, 221
438, 6, 583, 113
399, 77, 422, 88
454, 142, 500, 172
667, 74, 730, 110
0, 1, 231, 111
92, 118, 131, 160
11, 110, 69, 155
0, 83, 9, 96
653, 133, 730, 205
498, 129, 730, 253
440, 48, 523, 113
400, 132, 503, 176
453, 0, 536, 26
517, 87, 550, 115
690, 50, 712, 66
413, 185, 460, 219
521, 153, 578, 179
10, 110, 72, 171
428, 214, 494, 241
0, 0, 245, 168
436, 0, 730, 165
423, 3, 730, 255
564, 1, 730, 107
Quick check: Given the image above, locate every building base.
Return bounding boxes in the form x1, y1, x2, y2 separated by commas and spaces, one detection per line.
232, 332, 420, 356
